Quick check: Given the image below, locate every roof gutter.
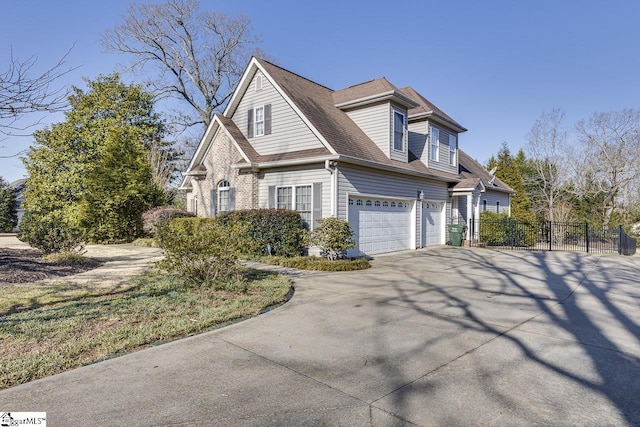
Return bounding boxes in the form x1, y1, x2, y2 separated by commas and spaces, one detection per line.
232, 154, 460, 184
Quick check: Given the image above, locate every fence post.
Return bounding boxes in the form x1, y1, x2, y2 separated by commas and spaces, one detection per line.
618, 225, 622, 255
548, 221, 552, 251
585, 222, 589, 253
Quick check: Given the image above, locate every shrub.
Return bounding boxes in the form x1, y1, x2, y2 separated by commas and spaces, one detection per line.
307, 217, 356, 260
18, 210, 85, 254
479, 211, 536, 247
261, 256, 370, 271
142, 207, 195, 237
43, 251, 93, 266
218, 209, 305, 257
156, 217, 248, 287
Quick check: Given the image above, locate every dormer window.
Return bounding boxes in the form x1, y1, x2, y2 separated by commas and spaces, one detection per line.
393, 111, 405, 151
449, 134, 457, 166
431, 127, 440, 162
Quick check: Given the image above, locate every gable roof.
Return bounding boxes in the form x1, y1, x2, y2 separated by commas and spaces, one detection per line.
333, 78, 419, 110
398, 86, 467, 133
255, 58, 459, 181
456, 150, 515, 194
183, 57, 468, 188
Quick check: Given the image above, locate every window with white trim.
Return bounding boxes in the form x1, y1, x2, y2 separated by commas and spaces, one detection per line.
255, 106, 265, 137
431, 127, 440, 162
295, 185, 312, 225
449, 134, 457, 166
277, 185, 312, 227
393, 111, 405, 151
218, 180, 230, 213
255, 74, 263, 91
276, 186, 292, 210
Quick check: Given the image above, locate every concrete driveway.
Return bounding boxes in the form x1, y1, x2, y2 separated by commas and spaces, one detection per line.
1, 247, 639, 426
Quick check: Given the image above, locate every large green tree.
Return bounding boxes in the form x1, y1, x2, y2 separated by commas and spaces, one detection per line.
487, 142, 536, 223
22, 74, 165, 244
0, 178, 18, 232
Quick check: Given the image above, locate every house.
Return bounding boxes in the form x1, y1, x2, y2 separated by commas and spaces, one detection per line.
9, 179, 26, 232
181, 58, 513, 256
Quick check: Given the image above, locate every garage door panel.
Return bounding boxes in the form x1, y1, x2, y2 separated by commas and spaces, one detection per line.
422, 202, 444, 247
348, 197, 412, 256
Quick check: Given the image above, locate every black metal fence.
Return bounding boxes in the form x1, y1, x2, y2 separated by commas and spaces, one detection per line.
468, 219, 637, 256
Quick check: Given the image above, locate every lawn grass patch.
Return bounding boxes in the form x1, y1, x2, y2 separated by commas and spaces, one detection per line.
0, 269, 291, 390
260, 256, 370, 271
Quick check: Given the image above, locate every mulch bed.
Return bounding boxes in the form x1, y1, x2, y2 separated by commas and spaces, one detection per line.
0, 248, 102, 284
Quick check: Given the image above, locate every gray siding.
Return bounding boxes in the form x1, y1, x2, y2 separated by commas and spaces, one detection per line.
480, 190, 511, 215
408, 121, 428, 164
427, 121, 458, 175
345, 102, 390, 157
257, 164, 332, 221
337, 164, 448, 220
231, 71, 325, 155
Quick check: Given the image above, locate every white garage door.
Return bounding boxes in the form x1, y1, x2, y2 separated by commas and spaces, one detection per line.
422, 201, 444, 247
348, 197, 412, 256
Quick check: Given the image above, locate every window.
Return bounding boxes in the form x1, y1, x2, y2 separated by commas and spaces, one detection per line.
255, 106, 265, 137
218, 180, 230, 213
255, 74, 263, 91
449, 134, 457, 166
296, 185, 312, 225
277, 185, 312, 227
374, 200, 381, 207
276, 186, 292, 210
365, 200, 372, 206
383, 201, 389, 207
431, 127, 440, 162
356, 199, 363, 206
393, 111, 405, 151
247, 104, 271, 138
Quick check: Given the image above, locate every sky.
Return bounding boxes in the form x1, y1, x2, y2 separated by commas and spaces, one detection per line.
2, 0, 640, 184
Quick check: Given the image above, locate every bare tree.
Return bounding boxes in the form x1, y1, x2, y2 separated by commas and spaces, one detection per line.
574, 108, 640, 228
525, 109, 569, 223
102, 0, 262, 133
0, 47, 75, 137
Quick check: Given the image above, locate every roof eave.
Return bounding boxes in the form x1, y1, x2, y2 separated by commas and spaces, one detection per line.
408, 111, 467, 133
336, 90, 420, 110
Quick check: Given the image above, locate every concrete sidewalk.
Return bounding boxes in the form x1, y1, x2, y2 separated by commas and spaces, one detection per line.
1, 247, 639, 426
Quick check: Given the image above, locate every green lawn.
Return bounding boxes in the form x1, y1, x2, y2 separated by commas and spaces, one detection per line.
0, 269, 291, 390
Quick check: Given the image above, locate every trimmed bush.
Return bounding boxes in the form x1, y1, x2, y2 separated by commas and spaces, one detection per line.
142, 207, 195, 237
156, 217, 248, 287
18, 210, 85, 254
306, 217, 356, 260
261, 256, 370, 271
217, 209, 305, 257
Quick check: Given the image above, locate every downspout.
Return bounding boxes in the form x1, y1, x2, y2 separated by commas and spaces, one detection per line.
324, 159, 337, 217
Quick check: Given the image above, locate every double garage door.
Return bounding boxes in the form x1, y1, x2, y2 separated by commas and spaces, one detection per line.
348, 197, 445, 256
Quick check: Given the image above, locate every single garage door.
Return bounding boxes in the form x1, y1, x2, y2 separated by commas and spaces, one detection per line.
422, 201, 444, 247
348, 197, 412, 256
